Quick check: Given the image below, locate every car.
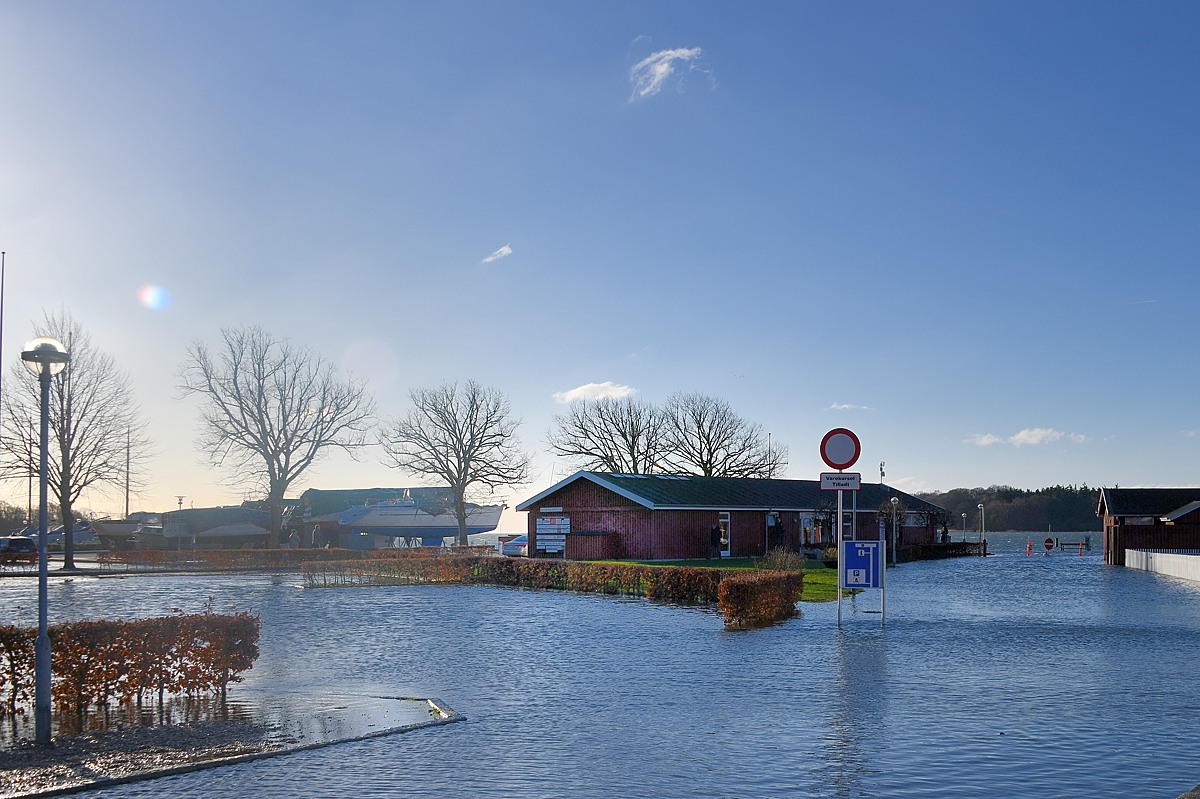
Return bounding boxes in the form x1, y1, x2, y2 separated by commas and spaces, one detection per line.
45, 522, 101, 551
0, 536, 38, 565
500, 534, 528, 557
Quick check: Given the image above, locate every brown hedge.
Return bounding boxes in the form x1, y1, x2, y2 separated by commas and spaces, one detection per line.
0, 612, 260, 718
302, 556, 802, 627
96, 545, 492, 572
717, 571, 803, 629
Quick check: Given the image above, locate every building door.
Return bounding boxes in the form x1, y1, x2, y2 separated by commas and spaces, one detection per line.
719, 512, 731, 558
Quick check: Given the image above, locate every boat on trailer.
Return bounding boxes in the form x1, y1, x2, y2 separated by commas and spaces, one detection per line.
337, 496, 504, 546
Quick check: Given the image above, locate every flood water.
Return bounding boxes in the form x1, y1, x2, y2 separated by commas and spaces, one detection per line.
2, 532, 1198, 799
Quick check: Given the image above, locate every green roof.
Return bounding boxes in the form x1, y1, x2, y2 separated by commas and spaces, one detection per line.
1098, 487, 1200, 518
518, 471, 944, 513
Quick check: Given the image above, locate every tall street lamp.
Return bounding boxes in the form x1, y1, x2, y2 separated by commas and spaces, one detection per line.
890, 496, 899, 567
21, 336, 70, 746
978, 503, 986, 557
961, 512, 966, 540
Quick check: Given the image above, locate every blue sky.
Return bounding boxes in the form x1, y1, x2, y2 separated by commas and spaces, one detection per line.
2, 2, 1198, 528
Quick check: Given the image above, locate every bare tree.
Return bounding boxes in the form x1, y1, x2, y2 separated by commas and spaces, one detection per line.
0, 310, 153, 568
178, 326, 376, 546
660, 392, 787, 478
878, 498, 908, 525
379, 380, 530, 545
547, 396, 664, 474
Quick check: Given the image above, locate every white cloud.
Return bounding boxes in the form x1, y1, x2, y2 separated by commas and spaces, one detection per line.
967, 428, 1087, 447
481, 244, 512, 264
825, 402, 874, 411
553, 381, 637, 404
890, 476, 933, 494
1009, 427, 1063, 446
630, 47, 703, 100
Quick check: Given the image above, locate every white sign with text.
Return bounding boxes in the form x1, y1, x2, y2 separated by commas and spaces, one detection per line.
820, 472, 861, 491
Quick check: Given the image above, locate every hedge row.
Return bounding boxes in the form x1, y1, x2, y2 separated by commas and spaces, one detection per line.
97, 545, 492, 572
300, 557, 474, 587
0, 612, 260, 717
301, 556, 802, 627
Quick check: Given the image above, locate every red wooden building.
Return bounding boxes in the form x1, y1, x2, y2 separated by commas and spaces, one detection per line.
1097, 487, 1200, 565
515, 471, 946, 561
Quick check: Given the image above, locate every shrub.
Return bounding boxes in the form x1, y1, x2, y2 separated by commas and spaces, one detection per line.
718, 571, 803, 629
760, 547, 806, 572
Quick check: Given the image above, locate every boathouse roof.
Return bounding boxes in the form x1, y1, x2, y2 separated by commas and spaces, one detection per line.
1097, 487, 1200, 520
517, 471, 944, 513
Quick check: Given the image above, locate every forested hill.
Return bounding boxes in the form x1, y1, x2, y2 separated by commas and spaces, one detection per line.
915, 485, 1102, 532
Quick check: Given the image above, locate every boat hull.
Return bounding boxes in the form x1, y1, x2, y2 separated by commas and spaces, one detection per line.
337, 503, 503, 534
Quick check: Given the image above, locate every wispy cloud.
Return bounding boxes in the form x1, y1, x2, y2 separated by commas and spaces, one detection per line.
481, 244, 512, 264
825, 402, 874, 411
967, 427, 1087, 447
630, 47, 704, 100
891, 476, 932, 493
553, 381, 637, 404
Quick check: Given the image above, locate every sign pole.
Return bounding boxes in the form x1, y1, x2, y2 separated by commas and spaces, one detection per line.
836, 486, 843, 627
881, 537, 887, 626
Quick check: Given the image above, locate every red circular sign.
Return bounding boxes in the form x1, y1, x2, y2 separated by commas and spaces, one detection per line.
1044, 538, 1054, 551
820, 428, 861, 471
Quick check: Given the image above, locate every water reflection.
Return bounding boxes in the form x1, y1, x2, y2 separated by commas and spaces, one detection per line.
0, 694, 256, 748
2, 536, 1200, 798
822, 630, 887, 798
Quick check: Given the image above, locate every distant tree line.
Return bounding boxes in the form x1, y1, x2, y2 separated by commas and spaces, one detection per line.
917, 485, 1102, 534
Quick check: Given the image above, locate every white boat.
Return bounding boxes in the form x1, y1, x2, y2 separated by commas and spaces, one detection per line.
337, 497, 503, 538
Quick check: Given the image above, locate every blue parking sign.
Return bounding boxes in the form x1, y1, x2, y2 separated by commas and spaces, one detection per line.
842, 541, 882, 589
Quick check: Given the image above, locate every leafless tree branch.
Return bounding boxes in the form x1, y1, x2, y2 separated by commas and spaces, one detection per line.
178, 326, 376, 545
379, 380, 530, 545
0, 309, 155, 566
660, 392, 787, 478
547, 397, 664, 474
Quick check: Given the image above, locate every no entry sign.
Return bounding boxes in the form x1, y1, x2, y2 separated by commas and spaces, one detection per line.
820, 428, 861, 471
1044, 538, 1054, 551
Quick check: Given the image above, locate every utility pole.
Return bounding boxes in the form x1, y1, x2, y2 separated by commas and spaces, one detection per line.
124, 429, 131, 518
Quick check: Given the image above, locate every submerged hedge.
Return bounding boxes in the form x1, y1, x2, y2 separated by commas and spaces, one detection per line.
717, 571, 803, 628
301, 555, 801, 628
96, 545, 493, 572
0, 612, 260, 718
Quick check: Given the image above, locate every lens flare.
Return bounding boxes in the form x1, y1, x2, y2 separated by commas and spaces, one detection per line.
138, 285, 171, 310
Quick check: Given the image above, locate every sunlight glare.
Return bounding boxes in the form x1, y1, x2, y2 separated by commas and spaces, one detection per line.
138, 284, 171, 310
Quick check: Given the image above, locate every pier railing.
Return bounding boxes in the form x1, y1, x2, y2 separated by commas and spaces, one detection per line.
1126, 549, 1200, 584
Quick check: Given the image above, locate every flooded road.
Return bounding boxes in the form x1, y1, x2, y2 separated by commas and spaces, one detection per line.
2, 534, 1197, 798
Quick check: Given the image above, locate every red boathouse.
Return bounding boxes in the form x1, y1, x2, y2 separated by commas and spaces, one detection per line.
1097, 486, 1200, 565
515, 471, 945, 561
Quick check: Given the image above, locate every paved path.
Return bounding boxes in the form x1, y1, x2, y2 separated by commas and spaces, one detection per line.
1, 693, 462, 798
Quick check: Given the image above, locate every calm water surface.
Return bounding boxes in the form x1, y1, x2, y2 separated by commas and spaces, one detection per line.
2, 532, 1198, 798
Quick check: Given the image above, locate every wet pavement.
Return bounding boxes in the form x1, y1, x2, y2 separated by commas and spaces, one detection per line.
0, 692, 461, 798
